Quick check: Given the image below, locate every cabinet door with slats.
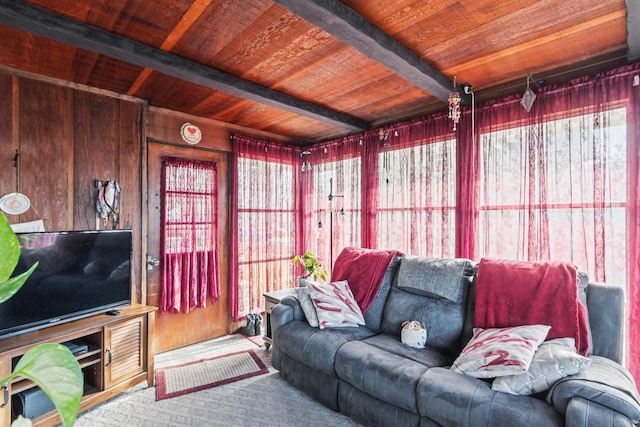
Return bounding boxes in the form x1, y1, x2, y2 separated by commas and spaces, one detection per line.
104, 317, 146, 388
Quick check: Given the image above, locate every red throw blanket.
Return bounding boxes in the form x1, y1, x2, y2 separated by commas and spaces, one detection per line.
474, 258, 589, 356
331, 247, 400, 314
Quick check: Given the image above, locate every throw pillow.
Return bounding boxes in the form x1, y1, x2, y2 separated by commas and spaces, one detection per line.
295, 287, 320, 327
401, 320, 428, 349
307, 280, 365, 329
451, 324, 551, 378
492, 337, 591, 395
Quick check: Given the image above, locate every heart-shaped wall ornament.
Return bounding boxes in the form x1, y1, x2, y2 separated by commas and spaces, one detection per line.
180, 122, 202, 145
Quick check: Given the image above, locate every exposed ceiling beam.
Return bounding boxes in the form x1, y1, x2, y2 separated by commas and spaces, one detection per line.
273, 0, 454, 103
0, 0, 368, 132
127, 0, 213, 96
626, 0, 640, 61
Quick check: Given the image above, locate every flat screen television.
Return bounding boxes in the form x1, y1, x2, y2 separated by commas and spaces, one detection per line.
0, 229, 133, 340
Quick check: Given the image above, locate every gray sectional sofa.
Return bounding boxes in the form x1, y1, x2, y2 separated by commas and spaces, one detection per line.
270, 254, 640, 426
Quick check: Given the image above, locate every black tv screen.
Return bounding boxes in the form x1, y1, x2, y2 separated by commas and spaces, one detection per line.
0, 229, 133, 339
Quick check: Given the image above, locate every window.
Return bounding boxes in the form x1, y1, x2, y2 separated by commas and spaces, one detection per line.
377, 139, 456, 257
307, 157, 361, 271
236, 157, 296, 316
478, 108, 627, 285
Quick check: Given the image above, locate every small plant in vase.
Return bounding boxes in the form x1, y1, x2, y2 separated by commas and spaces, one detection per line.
292, 251, 328, 286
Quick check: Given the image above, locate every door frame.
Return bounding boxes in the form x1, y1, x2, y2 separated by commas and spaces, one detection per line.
146, 140, 230, 353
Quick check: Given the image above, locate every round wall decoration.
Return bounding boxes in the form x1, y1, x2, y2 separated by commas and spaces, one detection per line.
180, 122, 202, 145
0, 192, 31, 215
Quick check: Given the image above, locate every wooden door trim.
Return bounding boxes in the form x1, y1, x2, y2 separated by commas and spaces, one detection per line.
146, 140, 230, 353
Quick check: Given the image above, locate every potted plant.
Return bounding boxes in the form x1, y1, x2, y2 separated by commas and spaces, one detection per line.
292, 251, 328, 287
0, 213, 82, 427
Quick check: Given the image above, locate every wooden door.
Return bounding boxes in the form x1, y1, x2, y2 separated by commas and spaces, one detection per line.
147, 142, 229, 354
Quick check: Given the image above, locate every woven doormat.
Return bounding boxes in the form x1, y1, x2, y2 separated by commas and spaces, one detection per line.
155, 350, 268, 400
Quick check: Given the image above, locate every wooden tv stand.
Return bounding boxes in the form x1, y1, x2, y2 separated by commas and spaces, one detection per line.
0, 304, 156, 427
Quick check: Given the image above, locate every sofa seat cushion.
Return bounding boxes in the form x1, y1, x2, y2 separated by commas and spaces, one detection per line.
361, 334, 455, 368
417, 367, 563, 427
273, 320, 376, 376
335, 340, 430, 414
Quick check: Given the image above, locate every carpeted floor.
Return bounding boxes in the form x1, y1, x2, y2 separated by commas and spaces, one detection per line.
71, 334, 362, 427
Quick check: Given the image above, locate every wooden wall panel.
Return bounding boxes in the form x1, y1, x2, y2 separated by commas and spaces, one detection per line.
19, 78, 74, 230
0, 72, 16, 199
1, 71, 146, 309
1, 67, 275, 350
145, 106, 296, 152
146, 108, 232, 152
73, 91, 144, 303
73, 91, 120, 230
118, 101, 143, 303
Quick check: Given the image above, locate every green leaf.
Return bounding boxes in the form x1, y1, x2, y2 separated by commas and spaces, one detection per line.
0, 212, 38, 304
4, 343, 83, 427
0, 213, 81, 426
292, 251, 327, 282
0, 263, 38, 304
0, 213, 20, 282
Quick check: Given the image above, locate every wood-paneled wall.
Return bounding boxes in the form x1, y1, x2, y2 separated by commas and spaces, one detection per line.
0, 69, 145, 304
0, 67, 294, 352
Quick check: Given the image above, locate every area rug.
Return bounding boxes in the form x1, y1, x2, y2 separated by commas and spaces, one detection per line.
155, 350, 269, 400
74, 334, 361, 427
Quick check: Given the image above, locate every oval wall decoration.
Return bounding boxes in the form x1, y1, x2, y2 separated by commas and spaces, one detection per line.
0, 192, 31, 215
180, 122, 202, 145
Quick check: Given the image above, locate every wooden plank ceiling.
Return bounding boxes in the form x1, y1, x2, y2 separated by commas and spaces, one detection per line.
0, 0, 634, 143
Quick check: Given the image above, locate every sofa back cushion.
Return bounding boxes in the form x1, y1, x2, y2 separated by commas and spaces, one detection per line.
396, 256, 475, 302
380, 256, 475, 355
363, 256, 401, 333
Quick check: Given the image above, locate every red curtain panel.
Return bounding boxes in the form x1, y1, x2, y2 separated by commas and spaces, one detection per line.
160, 157, 219, 315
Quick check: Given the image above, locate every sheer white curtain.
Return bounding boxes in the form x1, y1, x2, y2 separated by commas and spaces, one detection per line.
230, 135, 299, 320
302, 138, 363, 274
478, 105, 628, 286
236, 157, 296, 316
377, 138, 456, 256
312, 158, 361, 271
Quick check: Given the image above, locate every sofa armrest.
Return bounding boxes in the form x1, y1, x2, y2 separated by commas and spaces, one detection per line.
546, 356, 640, 424
270, 295, 304, 338
565, 396, 635, 427
587, 282, 624, 362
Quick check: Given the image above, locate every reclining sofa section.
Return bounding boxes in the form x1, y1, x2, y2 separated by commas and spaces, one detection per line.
270, 253, 640, 427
